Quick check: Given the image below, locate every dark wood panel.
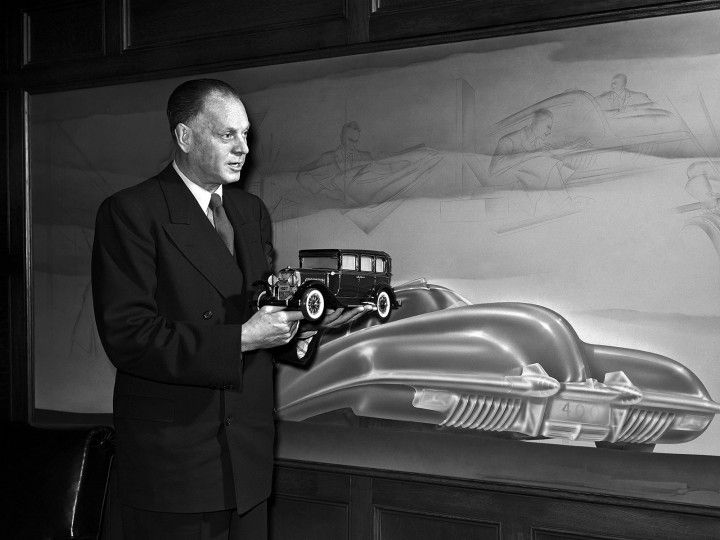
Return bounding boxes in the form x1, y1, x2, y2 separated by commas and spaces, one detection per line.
0, 89, 9, 421
125, 0, 345, 49
269, 496, 348, 540
7, 88, 30, 423
273, 464, 351, 503
10, 16, 350, 93
370, 478, 720, 540
23, 0, 105, 65
370, 0, 720, 42
533, 530, 628, 540
377, 507, 500, 540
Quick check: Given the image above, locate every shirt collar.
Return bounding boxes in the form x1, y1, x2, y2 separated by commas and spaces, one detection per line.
173, 161, 223, 214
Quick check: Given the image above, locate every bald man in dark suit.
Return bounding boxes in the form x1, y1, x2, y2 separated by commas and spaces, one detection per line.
92, 79, 367, 539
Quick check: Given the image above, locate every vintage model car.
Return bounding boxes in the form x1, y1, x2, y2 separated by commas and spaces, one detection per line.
256, 249, 400, 322
276, 279, 720, 450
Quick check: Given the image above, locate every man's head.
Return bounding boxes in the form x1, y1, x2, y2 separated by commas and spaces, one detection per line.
168, 79, 250, 191
340, 121, 361, 148
611, 74, 628, 93
530, 109, 553, 139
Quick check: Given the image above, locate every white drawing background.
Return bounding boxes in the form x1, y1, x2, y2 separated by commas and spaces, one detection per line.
31, 11, 720, 455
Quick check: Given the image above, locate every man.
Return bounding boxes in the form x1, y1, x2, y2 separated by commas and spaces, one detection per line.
296, 120, 373, 201
596, 73, 651, 112
488, 109, 554, 178
488, 109, 588, 188
92, 79, 367, 539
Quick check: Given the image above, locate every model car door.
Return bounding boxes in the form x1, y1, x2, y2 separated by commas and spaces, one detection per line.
357, 254, 376, 299
337, 253, 359, 301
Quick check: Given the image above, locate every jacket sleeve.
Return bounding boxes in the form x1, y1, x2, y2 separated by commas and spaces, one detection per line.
91, 194, 243, 388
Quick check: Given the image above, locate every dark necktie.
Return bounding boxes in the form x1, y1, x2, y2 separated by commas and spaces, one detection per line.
209, 193, 235, 256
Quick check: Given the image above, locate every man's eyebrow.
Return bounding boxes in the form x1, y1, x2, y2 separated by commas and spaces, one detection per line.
219, 124, 250, 133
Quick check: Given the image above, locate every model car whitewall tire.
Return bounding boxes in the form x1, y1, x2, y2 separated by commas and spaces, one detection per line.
301, 288, 326, 321
376, 290, 392, 322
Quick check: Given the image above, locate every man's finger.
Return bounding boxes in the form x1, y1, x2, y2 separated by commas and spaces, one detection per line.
260, 305, 286, 314
323, 305, 369, 328
281, 311, 306, 322
320, 308, 345, 324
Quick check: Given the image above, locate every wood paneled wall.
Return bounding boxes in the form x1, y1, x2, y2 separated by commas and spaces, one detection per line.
270, 460, 720, 539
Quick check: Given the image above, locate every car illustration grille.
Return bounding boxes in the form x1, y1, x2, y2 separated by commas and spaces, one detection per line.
441, 395, 521, 431
616, 409, 675, 444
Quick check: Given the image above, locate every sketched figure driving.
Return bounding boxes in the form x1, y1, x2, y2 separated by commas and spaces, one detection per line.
488, 109, 590, 216
595, 73, 652, 113
297, 121, 373, 201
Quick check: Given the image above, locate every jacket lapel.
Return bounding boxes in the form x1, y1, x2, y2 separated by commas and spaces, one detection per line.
223, 189, 270, 283
158, 166, 245, 298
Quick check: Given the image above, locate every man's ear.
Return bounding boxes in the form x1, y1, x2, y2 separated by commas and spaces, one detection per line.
174, 123, 192, 154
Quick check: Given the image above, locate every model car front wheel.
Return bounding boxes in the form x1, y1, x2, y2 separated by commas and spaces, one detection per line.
300, 288, 326, 322
375, 290, 392, 322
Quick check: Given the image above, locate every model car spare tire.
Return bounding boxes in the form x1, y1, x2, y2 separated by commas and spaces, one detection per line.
300, 288, 326, 322
375, 289, 392, 322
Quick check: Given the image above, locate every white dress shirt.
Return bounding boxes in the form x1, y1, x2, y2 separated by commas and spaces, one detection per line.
173, 161, 222, 226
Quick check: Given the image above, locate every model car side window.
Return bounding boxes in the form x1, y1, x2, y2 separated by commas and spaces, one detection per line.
376, 258, 385, 273
341, 254, 357, 270
301, 256, 338, 269
360, 255, 373, 272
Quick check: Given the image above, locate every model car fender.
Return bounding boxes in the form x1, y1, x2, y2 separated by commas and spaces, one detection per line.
293, 281, 341, 309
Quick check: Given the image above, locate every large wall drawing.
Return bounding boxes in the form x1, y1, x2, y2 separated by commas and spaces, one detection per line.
30, 10, 720, 456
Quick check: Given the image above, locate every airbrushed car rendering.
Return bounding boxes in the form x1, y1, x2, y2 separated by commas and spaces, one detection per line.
256, 249, 400, 322
276, 279, 720, 450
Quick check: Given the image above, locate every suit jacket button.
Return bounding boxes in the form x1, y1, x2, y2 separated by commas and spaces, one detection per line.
223, 384, 234, 390
224, 416, 233, 426
202, 310, 214, 320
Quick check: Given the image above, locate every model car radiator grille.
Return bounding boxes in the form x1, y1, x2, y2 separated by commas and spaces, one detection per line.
617, 408, 675, 444
441, 395, 521, 431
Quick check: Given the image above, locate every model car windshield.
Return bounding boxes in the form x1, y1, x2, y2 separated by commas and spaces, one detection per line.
300, 256, 339, 270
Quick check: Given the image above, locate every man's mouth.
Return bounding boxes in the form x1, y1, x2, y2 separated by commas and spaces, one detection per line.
228, 161, 244, 171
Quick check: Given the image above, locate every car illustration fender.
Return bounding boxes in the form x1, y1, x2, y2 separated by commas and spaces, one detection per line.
276, 280, 720, 446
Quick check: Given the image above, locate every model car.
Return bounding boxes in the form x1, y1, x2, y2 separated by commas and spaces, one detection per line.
256, 249, 400, 322
276, 279, 720, 450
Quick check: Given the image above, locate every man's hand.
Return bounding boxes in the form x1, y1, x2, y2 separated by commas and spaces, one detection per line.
323, 305, 372, 328
296, 305, 372, 338
241, 306, 305, 352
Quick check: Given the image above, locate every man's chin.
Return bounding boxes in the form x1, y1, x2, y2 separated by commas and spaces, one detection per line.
222, 173, 242, 184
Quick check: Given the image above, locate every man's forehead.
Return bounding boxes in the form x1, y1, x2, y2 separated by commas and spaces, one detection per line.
198, 93, 249, 128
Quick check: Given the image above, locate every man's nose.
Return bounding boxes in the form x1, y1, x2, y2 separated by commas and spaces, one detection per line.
233, 137, 248, 154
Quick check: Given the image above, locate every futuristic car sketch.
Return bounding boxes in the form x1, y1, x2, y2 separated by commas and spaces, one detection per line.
256, 249, 400, 322
276, 280, 720, 448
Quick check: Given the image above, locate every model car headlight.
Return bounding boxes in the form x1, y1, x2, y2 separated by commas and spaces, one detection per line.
671, 413, 712, 431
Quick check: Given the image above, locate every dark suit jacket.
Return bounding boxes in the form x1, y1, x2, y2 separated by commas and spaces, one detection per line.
92, 165, 304, 514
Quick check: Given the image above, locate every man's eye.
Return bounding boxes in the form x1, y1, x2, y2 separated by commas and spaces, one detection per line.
222, 133, 233, 140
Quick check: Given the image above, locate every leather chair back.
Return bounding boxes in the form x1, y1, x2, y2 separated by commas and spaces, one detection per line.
5, 422, 115, 540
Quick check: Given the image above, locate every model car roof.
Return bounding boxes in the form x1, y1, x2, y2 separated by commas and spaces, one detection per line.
299, 249, 391, 258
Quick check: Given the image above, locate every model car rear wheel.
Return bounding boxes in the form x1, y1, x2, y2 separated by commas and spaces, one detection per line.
375, 290, 392, 322
301, 288, 326, 322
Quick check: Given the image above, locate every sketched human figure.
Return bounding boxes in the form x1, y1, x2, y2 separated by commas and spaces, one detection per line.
685, 160, 720, 211
297, 121, 372, 200
596, 74, 651, 112
489, 109, 589, 190
684, 160, 720, 263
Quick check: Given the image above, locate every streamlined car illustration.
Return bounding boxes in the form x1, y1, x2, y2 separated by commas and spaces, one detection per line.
256, 249, 400, 322
276, 279, 720, 449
